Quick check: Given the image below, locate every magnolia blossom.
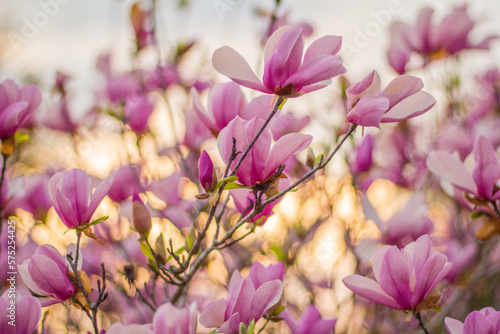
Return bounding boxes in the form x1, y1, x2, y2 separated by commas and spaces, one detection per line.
213, 25, 345, 96
443, 239, 477, 282
123, 94, 154, 133
283, 305, 337, 334
388, 6, 497, 74
445, 307, 500, 334
343, 235, 451, 311
49, 169, 114, 228
218, 116, 312, 186
345, 70, 436, 128
107, 165, 145, 203
18, 245, 76, 306
199, 150, 218, 192
0, 293, 41, 334
4, 174, 52, 220
153, 302, 197, 334
427, 135, 500, 202
0, 79, 42, 139
200, 262, 284, 333
351, 134, 375, 174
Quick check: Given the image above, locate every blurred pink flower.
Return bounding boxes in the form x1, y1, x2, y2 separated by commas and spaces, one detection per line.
443, 240, 477, 282
108, 165, 145, 203
0, 293, 41, 334
200, 263, 284, 334
345, 70, 436, 128
123, 94, 154, 133
427, 135, 500, 202
388, 6, 497, 74
445, 307, 500, 334
5, 174, 52, 220
218, 116, 312, 186
49, 169, 114, 229
18, 245, 76, 306
0, 79, 42, 139
182, 108, 212, 150
153, 302, 198, 334
351, 134, 375, 174
283, 305, 336, 334
343, 235, 451, 311
213, 25, 345, 97
106, 323, 154, 334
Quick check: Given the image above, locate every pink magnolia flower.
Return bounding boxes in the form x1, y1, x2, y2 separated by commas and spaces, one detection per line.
0, 293, 41, 334
351, 134, 375, 174
123, 94, 154, 133
345, 70, 436, 128
443, 239, 477, 282
153, 302, 197, 334
283, 305, 337, 334
230, 188, 277, 224
213, 25, 345, 96
218, 116, 312, 186
182, 108, 212, 150
388, 6, 497, 74
445, 307, 500, 334
192, 82, 246, 136
18, 245, 77, 306
4, 174, 52, 220
48, 169, 114, 229
200, 263, 284, 334
108, 165, 146, 203
343, 235, 451, 311
427, 135, 500, 202
0, 79, 42, 139
248, 261, 285, 289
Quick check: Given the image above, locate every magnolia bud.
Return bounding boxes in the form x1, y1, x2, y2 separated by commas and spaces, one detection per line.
132, 193, 152, 235
351, 134, 374, 173
306, 147, 315, 169
199, 150, 218, 192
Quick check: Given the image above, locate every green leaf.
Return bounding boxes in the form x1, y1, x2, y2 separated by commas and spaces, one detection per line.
239, 322, 248, 334
166, 246, 185, 262
315, 153, 324, 165
140, 242, 155, 261
88, 216, 109, 226
470, 211, 484, 219
15, 132, 30, 143
247, 319, 255, 334
271, 305, 285, 316
223, 182, 251, 190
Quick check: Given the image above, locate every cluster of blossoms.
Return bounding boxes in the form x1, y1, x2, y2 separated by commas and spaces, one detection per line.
1, 1, 500, 334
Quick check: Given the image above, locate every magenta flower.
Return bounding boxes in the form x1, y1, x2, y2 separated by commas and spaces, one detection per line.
248, 262, 285, 289
388, 6, 497, 74
153, 302, 197, 334
199, 150, 218, 192
445, 307, 500, 334
4, 174, 52, 220
283, 305, 337, 334
0, 293, 41, 334
199, 263, 284, 334
0, 79, 42, 139
427, 135, 500, 202
345, 70, 436, 128
443, 240, 477, 282
351, 134, 375, 174
213, 25, 345, 96
192, 82, 246, 135
108, 165, 145, 202
48, 169, 114, 229
230, 188, 278, 224
123, 94, 154, 133
218, 116, 312, 186
18, 245, 77, 306
343, 235, 451, 311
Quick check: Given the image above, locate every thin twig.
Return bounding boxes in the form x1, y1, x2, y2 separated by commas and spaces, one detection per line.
414, 313, 430, 334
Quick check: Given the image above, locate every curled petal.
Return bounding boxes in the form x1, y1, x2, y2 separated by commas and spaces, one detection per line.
343, 275, 401, 309
381, 91, 436, 122
303, 35, 342, 64
346, 95, 389, 128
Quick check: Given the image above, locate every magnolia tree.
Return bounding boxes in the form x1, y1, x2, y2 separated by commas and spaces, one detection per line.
1, 1, 500, 333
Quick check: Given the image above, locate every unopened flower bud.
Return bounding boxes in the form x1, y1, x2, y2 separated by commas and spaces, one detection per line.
132, 193, 152, 235
199, 150, 218, 192
1, 135, 16, 156
351, 134, 374, 174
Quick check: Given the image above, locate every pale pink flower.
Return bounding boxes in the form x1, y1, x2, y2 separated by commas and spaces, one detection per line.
445, 307, 500, 334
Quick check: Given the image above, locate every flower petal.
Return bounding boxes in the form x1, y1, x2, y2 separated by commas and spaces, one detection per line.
248, 280, 283, 322
346, 95, 389, 128
346, 71, 381, 109
463, 311, 494, 334
84, 171, 115, 224
303, 35, 342, 64
444, 317, 464, 334
472, 135, 500, 200
378, 246, 412, 310
343, 275, 401, 309
199, 299, 227, 328
284, 55, 345, 92
381, 75, 424, 109
381, 91, 436, 122
212, 46, 270, 93
426, 151, 477, 194
266, 132, 312, 180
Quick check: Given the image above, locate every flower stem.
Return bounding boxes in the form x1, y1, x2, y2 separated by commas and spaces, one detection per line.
415, 313, 430, 334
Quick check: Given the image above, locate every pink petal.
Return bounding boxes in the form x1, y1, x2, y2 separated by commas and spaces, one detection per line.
346, 71, 381, 109
381, 91, 436, 122
426, 151, 477, 194
263, 26, 305, 90
61, 169, 92, 223
413, 8, 435, 51
84, 172, 115, 224
0, 101, 29, 137
18, 262, 47, 297
199, 299, 227, 328
345, 95, 389, 128
55, 187, 79, 228
264, 26, 293, 63
472, 135, 500, 200
209, 82, 246, 130
19, 84, 43, 113
412, 252, 449, 307
241, 95, 274, 120
445, 317, 464, 334
372, 245, 391, 282
249, 280, 283, 322
244, 117, 272, 184
381, 75, 424, 109
378, 246, 412, 310
191, 87, 215, 131
310, 319, 337, 334
283, 55, 345, 92
303, 35, 342, 64
28, 255, 75, 301
17, 295, 41, 334
342, 275, 401, 309
212, 46, 270, 93
463, 311, 494, 334
36, 244, 67, 273
265, 132, 312, 180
